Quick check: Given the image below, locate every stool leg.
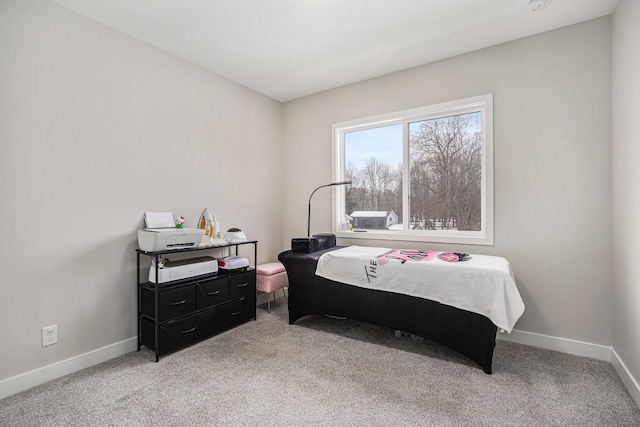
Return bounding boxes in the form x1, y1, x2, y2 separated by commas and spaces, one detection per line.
282, 288, 288, 305
267, 292, 271, 313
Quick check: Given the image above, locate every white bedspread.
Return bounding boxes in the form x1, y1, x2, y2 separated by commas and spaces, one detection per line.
315, 246, 524, 332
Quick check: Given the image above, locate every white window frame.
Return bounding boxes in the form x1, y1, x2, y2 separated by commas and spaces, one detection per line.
331, 94, 494, 246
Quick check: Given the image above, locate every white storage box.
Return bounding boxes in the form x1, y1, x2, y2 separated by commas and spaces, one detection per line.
217, 256, 249, 270
149, 256, 218, 283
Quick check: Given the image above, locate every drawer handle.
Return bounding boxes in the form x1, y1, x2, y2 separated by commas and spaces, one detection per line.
231, 310, 243, 316
207, 290, 221, 296
237, 283, 249, 288
170, 299, 187, 306
181, 326, 197, 334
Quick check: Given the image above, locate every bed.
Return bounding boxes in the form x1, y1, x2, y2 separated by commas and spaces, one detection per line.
278, 245, 524, 374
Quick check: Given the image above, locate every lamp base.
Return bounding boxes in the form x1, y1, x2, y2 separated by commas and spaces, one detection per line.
291, 237, 320, 253
313, 233, 336, 250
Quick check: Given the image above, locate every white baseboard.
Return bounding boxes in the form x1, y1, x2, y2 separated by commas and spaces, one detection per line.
0, 337, 137, 401
611, 348, 640, 409
497, 328, 612, 361
499, 329, 640, 408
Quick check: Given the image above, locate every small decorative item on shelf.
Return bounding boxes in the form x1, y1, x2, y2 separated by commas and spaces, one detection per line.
175, 216, 185, 228
150, 257, 168, 268
224, 227, 247, 243
214, 216, 220, 238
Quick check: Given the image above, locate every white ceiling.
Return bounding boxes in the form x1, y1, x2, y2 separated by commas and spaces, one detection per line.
50, 0, 618, 102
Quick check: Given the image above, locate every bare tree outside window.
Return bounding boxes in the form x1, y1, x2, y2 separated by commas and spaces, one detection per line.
409, 112, 482, 231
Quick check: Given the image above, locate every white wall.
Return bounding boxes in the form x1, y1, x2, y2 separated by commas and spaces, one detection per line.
283, 18, 613, 346
0, 0, 283, 387
612, 0, 640, 398
3, 0, 635, 403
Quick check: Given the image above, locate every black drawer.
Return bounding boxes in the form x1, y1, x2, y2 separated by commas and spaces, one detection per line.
141, 285, 197, 322
141, 310, 215, 355
215, 297, 255, 333
229, 271, 256, 299
197, 277, 228, 309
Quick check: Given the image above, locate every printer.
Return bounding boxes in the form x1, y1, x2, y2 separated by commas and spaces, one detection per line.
137, 212, 205, 252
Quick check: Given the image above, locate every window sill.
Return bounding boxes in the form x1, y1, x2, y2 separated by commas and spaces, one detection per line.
334, 230, 493, 246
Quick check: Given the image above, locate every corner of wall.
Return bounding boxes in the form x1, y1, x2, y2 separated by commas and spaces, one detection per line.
611, 349, 640, 409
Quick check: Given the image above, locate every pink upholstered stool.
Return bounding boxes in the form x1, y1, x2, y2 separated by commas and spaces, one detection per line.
256, 262, 288, 313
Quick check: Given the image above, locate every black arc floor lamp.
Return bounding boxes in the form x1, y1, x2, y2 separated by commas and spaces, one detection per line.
307, 181, 352, 237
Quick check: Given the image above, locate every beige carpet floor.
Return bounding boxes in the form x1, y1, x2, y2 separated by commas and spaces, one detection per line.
1, 298, 639, 426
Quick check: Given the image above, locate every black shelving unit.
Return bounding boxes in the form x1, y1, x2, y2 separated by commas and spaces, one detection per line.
136, 240, 257, 361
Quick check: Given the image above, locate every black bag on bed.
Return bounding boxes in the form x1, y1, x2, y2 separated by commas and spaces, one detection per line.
313, 233, 336, 250
291, 237, 320, 253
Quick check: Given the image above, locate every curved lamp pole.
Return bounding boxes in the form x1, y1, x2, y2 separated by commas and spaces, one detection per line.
307, 181, 352, 237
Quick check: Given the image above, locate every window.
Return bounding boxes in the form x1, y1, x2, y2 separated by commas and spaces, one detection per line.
331, 94, 493, 245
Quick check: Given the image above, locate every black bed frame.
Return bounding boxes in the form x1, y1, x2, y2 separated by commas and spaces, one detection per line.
278, 247, 498, 374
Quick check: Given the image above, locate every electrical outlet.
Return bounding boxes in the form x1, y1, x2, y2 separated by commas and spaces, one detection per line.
42, 325, 58, 347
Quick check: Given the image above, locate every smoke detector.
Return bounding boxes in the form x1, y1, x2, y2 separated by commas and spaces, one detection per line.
528, 0, 552, 12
